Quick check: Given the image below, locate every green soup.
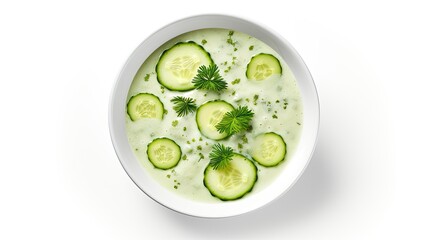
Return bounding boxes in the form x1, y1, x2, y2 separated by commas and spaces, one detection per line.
125, 28, 303, 202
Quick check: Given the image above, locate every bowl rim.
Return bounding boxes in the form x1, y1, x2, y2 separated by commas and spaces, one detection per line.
108, 13, 320, 218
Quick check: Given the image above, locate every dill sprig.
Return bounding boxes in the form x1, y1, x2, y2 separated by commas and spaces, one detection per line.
170, 96, 197, 117
216, 106, 254, 136
209, 143, 234, 170
192, 64, 228, 92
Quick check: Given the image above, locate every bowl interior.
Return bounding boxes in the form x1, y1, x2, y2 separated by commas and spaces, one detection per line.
109, 14, 319, 218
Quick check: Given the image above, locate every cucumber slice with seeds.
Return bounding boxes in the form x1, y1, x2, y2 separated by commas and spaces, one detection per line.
246, 53, 282, 81
196, 100, 234, 140
127, 93, 164, 121
156, 42, 213, 91
147, 138, 182, 170
250, 132, 287, 167
204, 154, 257, 201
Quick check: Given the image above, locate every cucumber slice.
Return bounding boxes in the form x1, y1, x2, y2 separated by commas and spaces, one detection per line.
156, 42, 213, 91
250, 132, 287, 167
196, 100, 234, 140
204, 154, 257, 201
246, 53, 282, 81
147, 138, 182, 170
127, 93, 164, 121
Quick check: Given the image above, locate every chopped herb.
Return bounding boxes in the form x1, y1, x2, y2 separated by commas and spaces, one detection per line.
186, 141, 191, 144
174, 186, 178, 189
172, 120, 178, 127
265, 101, 273, 112
192, 64, 228, 92
283, 99, 289, 110
249, 45, 254, 51
216, 106, 254, 136
241, 135, 248, 144
276, 100, 280, 103
171, 96, 197, 117
209, 143, 233, 170
160, 86, 165, 94
135, 148, 138, 151
144, 74, 150, 81
234, 47, 237, 51
198, 152, 205, 161
253, 94, 259, 105
227, 31, 237, 47
224, 66, 231, 73
272, 114, 278, 119
192, 138, 196, 142
201, 39, 207, 45
232, 90, 236, 96
197, 145, 202, 150
297, 122, 301, 125
231, 78, 241, 85
167, 174, 171, 178
163, 109, 168, 115
245, 98, 250, 102
183, 127, 187, 131
182, 154, 187, 160
238, 143, 243, 149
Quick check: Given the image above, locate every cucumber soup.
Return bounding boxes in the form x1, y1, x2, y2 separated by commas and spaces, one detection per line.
125, 28, 303, 202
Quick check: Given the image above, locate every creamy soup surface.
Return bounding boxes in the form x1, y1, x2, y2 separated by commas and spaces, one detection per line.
126, 28, 303, 202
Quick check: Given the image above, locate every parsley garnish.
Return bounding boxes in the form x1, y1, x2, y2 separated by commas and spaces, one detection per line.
192, 64, 228, 92
209, 143, 234, 170
170, 96, 197, 117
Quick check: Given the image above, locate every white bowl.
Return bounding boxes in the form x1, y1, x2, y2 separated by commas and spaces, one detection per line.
109, 14, 319, 218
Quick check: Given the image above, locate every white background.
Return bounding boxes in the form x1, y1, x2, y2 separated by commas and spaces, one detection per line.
0, 0, 427, 239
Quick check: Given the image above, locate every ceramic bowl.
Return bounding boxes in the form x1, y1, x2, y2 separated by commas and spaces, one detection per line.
109, 14, 319, 218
